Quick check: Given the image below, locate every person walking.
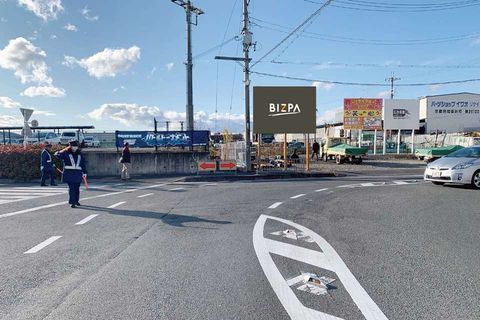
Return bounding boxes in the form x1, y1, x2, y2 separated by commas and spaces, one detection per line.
40, 142, 57, 186
312, 140, 320, 161
55, 140, 87, 208
120, 142, 131, 180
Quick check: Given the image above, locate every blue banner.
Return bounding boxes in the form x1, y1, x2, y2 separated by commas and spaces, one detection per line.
116, 131, 210, 148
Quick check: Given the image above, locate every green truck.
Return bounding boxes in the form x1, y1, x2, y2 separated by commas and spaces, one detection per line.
320, 137, 368, 164
415, 145, 464, 162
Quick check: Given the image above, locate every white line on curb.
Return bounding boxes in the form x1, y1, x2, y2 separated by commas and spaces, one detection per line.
24, 236, 62, 254
290, 194, 305, 199
315, 188, 328, 192
268, 202, 283, 209
108, 201, 126, 209
75, 214, 99, 225
0, 183, 167, 219
137, 193, 153, 198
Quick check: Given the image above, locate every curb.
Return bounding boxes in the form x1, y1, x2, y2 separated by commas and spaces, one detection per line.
175, 172, 336, 182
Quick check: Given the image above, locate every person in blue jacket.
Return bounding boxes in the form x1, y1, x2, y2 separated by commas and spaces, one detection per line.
55, 140, 87, 208
40, 142, 57, 186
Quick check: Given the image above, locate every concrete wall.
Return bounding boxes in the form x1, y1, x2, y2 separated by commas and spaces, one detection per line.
82, 150, 210, 177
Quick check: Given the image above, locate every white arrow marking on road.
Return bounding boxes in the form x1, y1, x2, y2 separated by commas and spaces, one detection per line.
290, 194, 306, 199
75, 214, 99, 225
315, 188, 329, 192
268, 202, 283, 209
24, 236, 62, 254
253, 214, 388, 320
108, 201, 126, 209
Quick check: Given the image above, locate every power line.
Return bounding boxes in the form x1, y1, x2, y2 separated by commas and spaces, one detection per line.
269, 60, 480, 69
251, 17, 480, 46
250, 0, 333, 68
251, 70, 480, 86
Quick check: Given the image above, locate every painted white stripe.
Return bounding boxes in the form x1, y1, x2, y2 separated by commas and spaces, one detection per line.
75, 214, 99, 225
361, 182, 376, 187
393, 180, 410, 185
12, 187, 67, 191
108, 201, 126, 209
137, 193, 153, 198
268, 202, 283, 209
169, 187, 185, 191
290, 194, 305, 199
0, 183, 167, 219
315, 188, 328, 192
201, 183, 218, 187
24, 236, 62, 254
0, 192, 64, 196
286, 274, 306, 287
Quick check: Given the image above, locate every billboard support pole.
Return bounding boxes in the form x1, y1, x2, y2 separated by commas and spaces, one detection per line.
283, 133, 287, 171
411, 130, 415, 155
373, 129, 377, 155
397, 130, 401, 154
383, 130, 386, 155
306, 133, 310, 171
358, 130, 362, 147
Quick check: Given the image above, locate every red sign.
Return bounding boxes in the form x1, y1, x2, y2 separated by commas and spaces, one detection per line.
198, 162, 216, 171
219, 161, 236, 171
344, 98, 383, 130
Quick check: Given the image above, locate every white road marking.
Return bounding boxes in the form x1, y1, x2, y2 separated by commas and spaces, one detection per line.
108, 201, 126, 209
169, 187, 186, 191
201, 183, 218, 187
268, 202, 283, 209
315, 188, 329, 192
0, 186, 68, 205
137, 193, 153, 198
24, 236, 62, 254
392, 180, 410, 185
75, 214, 99, 225
253, 214, 388, 320
290, 194, 305, 199
0, 183, 167, 219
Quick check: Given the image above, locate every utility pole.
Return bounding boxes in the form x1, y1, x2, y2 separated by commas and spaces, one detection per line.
215, 0, 254, 171
385, 72, 401, 100
171, 0, 204, 132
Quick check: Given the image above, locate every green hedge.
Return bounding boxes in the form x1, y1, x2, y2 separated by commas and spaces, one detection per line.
0, 144, 63, 181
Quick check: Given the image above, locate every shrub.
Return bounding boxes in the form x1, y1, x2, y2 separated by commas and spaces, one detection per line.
0, 144, 63, 181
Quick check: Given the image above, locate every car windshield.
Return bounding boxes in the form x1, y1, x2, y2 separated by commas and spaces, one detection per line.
446, 147, 480, 158
62, 132, 76, 137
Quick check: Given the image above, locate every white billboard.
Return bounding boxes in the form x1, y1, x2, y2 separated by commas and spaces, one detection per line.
384, 99, 419, 130
424, 93, 480, 133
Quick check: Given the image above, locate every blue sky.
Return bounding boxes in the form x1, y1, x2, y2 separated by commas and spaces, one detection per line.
1, 0, 480, 133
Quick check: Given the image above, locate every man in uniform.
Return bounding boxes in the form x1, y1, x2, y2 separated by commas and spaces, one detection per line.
40, 142, 57, 186
55, 140, 87, 208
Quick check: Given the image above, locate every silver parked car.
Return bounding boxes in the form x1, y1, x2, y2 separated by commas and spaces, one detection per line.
424, 145, 480, 189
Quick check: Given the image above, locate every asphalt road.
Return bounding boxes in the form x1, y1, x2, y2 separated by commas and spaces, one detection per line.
0, 174, 478, 320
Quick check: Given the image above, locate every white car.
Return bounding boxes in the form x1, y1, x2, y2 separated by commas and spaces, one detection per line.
25, 132, 61, 145
60, 131, 85, 145
424, 145, 480, 189
83, 136, 100, 147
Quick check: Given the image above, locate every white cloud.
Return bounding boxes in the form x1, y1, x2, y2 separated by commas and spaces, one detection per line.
166, 62, 174, 71
312, 81, 335, 91
0, 37, 52, 85
0, 115, 22, 126
33, 109, 55, 116
150, 66, 157, 76
21, 86, 65, 97
87, 103, 245, 132
1, 17, 7, 23
18, 0, 64, 22
64, 23, 77, 32
471, 37, 480, 46
81, 6, 98, 21
64, 46, 141, 79
316, 109, 339, 124
377, 91, 390, 98
0, 96, 22, 109
113, 85, 126, 92
50, 34, 57, 39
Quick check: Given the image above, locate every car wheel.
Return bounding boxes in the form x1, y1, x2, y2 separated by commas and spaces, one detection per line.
471, 170, 480, 189
335, 155, 344, 164
432, 181, 445, 186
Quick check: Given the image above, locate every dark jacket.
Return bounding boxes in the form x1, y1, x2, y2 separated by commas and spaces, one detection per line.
121, 147, 131, 163
55, 150, 87, 183
313, 142, 320, 152
41, 149, 54, 171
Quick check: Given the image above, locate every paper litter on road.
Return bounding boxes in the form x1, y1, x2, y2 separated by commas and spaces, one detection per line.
270, 229, 315, 243
287, 272, 336, 296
